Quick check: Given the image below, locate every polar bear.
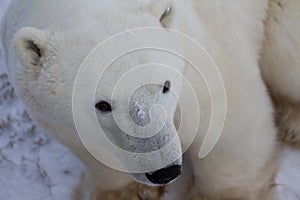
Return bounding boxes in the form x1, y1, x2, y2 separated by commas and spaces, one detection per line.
1, 0, 285, 199
260, 0, 300, 146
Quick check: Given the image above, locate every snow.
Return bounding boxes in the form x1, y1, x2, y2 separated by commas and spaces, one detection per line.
0, 0, 299, 200
277, 147, 300, 200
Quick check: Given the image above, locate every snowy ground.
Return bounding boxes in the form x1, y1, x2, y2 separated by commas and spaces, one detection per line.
0, 1, 299, 200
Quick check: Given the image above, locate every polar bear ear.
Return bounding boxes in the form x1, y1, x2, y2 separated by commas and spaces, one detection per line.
13, 27, 51, 67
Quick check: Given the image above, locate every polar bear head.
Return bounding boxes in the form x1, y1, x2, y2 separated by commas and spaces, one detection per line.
12, 0, 200, 186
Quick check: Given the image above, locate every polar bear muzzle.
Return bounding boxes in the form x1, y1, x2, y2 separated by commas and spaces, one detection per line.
145, 164, 182, 185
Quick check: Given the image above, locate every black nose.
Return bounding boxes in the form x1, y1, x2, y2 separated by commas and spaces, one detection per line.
146, 165, 182, 185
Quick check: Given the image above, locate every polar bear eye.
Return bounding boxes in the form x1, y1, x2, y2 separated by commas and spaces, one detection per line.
95, 101, 112, 112
160, 6, 173, 28
163, 80, 171, 93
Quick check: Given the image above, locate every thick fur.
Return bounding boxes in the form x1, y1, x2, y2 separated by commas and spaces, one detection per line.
260, 0, 300, 146
1, 0, 285, 199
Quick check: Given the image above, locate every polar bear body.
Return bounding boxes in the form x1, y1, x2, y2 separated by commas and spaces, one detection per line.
260, 0, 300, 145
2, 0, 281, 199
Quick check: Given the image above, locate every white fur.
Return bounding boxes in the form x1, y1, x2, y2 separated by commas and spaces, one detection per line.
2, 0, 281, 199
261, 0, 300, 103
260, 0, 300, 145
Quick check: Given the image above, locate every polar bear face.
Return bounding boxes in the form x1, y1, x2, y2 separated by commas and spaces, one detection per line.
92, 50, 185, 185
12, 0, 200, 186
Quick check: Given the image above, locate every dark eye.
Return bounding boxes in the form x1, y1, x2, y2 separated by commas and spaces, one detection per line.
160, 6, 173, 28
163, 80, 171, 93
95, 101, 112, 112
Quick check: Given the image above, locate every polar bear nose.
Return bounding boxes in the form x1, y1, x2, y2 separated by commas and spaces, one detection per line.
145, 165, 182, 185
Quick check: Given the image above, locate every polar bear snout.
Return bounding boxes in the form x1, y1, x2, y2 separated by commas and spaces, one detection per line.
145, 165, 182, 185
130, 157, 183, 186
